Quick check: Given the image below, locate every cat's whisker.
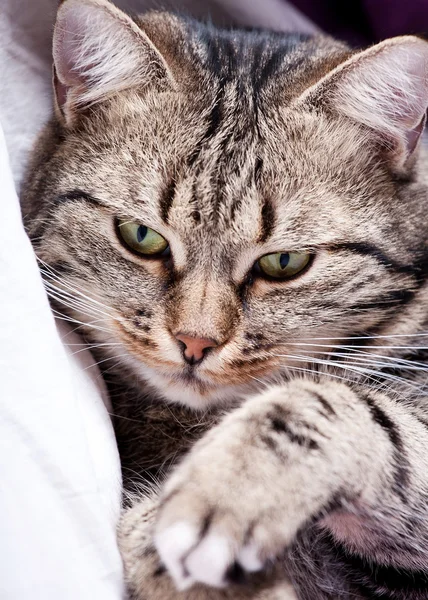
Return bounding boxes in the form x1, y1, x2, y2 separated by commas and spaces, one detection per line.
44, 284, 112, 321
290, 347, 428, 371
106, 411, 144, 425
69, 342, 123, 357
287, 346, 428, 391
37, 257, 117, 314
85, 354, 131, 371
293, 340, 428, 350
298, 332, 428, 341
50, 309, 112, 334
66, 341, 122, 347
46, 291, 111, 328
42, 277, 116, 321
279, 365, 356, 386
58, 318, 112, 338
249, 375, 269, 387
269, 352, 424, 393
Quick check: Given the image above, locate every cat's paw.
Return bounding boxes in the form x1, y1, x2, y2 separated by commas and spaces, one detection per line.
154, 382, 343, 591
119, 493, 296, 600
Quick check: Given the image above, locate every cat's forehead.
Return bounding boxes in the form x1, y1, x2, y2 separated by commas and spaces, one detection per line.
59, 73, 387, 257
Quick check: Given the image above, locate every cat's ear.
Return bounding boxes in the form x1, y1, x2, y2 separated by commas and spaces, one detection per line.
53, 0, 173, 125
301, 36, 428, 172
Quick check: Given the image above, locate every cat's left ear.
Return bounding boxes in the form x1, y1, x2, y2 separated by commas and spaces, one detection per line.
53, 0, 174, 125
300, 36, 428, 173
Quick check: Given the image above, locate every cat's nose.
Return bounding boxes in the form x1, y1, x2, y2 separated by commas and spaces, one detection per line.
175, 333, 218, 365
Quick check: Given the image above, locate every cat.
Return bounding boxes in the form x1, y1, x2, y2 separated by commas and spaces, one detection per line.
21, 0, 428, 598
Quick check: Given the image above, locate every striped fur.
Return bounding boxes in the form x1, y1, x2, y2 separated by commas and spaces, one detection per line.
21, 1, 428, 598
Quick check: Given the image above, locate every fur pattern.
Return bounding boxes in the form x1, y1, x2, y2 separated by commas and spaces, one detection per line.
22, 1, 428, 597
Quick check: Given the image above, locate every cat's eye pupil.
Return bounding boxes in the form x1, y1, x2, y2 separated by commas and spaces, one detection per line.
118, 219, 168, 257
257, 251, 311, 280
279, 253, 290, 269
137, 225, 148, 243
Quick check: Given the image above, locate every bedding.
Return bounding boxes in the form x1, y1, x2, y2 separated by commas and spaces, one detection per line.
0, 125, 124, 599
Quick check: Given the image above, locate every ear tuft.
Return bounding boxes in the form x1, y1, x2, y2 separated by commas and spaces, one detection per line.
53, 0, 171, 122
300, 36, 428, 170
333, 37, 428, 164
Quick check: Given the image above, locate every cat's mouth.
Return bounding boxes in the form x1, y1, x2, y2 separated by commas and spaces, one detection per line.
177, 365, 205, 384
122, 348, 271, 408
115, 323, 277, 408
141, 350, 283, 409
137, 362, 257, 409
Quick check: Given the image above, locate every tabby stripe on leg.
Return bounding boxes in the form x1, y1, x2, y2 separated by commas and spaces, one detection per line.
361, 394, 409, 503
268, 415, 320, 450
310, 391, 337, 418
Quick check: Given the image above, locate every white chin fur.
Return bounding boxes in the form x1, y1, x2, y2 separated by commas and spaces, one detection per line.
137, 364, 249, 410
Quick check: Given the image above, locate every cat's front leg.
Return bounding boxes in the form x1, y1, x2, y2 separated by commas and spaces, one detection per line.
154, 379, 395, 590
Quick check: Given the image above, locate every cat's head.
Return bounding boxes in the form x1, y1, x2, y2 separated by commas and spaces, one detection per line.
22, 0, 428, 409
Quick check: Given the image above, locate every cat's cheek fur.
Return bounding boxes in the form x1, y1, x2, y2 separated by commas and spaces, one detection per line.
153, 380, 389, 590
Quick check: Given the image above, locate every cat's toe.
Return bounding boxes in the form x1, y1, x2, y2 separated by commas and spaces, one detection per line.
154, 520, 201, 590
155, 492, 267, 590
237, 543, 264, 573
154, 498, 236, 589
156, 518, 259, 589
183, 531, 237, 588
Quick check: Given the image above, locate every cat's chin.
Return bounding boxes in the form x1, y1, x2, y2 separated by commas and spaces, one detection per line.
137, 364, 249, 410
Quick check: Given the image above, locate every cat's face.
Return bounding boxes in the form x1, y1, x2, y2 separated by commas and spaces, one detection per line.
23, 1, 428, 409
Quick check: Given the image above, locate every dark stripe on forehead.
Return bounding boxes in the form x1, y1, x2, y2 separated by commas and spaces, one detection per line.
191, 21, 312, 87
254, 156, 263, 183
254, 47, 284, 91
258, 197, 276, 243
159, 178, 177, 224
187, 83, 225, 168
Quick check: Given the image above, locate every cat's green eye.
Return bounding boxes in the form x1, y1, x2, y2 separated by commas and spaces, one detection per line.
117, 219, 169, 256
257, 252, 311, 279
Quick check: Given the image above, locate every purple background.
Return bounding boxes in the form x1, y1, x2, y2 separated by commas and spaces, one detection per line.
291, 0, 428, 45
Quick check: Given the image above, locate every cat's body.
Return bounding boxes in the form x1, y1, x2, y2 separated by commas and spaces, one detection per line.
22, 0, 428, 598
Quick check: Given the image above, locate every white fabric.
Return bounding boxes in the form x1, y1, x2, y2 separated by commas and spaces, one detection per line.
0, 127, 124, 599
0, 1, 316, 599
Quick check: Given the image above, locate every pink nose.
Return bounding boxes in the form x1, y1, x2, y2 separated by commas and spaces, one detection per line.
175, 333, 218, 364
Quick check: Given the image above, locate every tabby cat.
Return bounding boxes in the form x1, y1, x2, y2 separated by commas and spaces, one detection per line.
22, 0, 428, 598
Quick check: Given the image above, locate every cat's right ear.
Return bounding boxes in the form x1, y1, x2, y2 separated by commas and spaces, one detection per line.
53, 0, 174, 126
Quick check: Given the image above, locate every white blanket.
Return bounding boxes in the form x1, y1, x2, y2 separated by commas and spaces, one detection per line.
0, 126, 124, 599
